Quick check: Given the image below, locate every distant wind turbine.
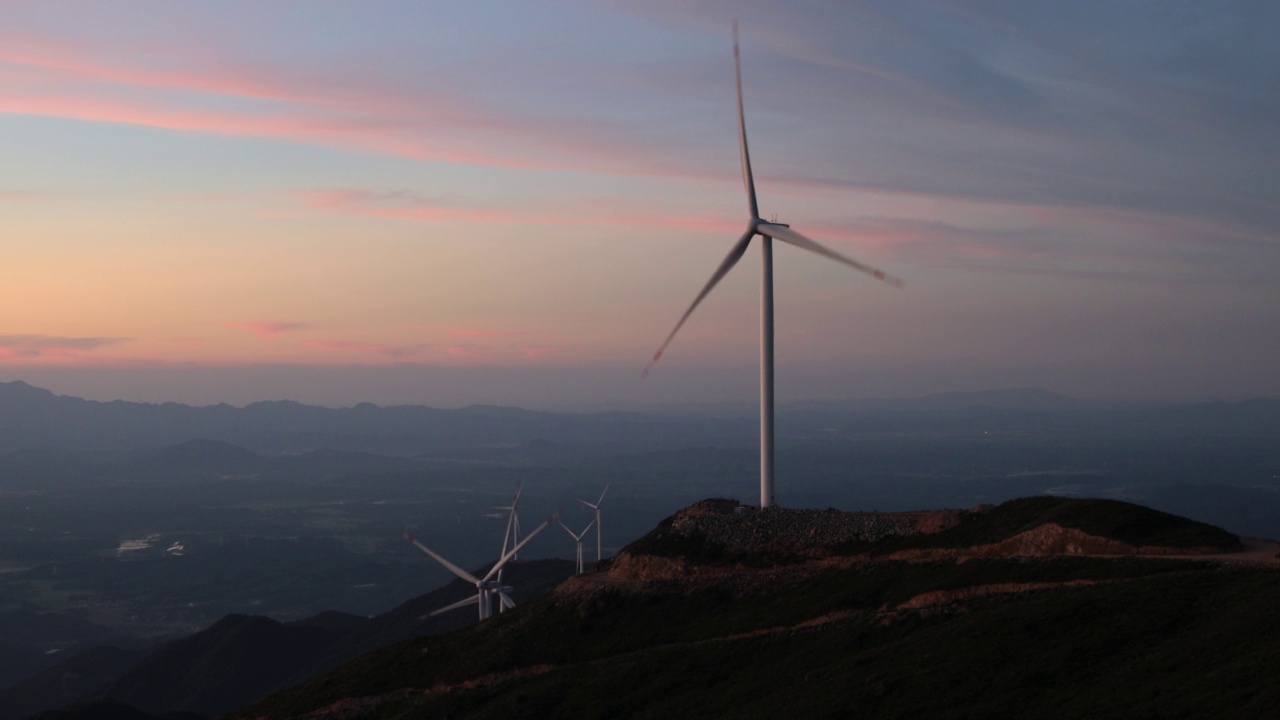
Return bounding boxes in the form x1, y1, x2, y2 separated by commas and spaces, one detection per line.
404, 511, 557, 621
644, 22, 903, 509
495, 480, 524, 561
558, 516, 596, 575
578, 481, 611, 562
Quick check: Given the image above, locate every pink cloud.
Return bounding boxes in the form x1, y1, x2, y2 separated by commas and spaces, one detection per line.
446, 327, 504, 339
523, 345, 553, 360
297, 187, 742, 235
0, 44, 297, 102
225, 321, 309, 338
0, 30, 760, 186
0, 334, 130, 359
442, 342, 556, 364
0, 92, 526, 168
0, 35, 610, 173
304, 340, 428, 358
445, 345, 483, 358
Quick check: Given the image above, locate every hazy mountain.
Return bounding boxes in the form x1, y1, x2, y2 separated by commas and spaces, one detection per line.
90, 613, 348, 718
1, 560, 576, 719
0, 381, 739, 456
0, 646, 148, 720
0, 612, 127, 689
5, 380, 1277, 460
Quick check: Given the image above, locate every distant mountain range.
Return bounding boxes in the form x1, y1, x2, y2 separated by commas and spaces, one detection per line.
4, 380, 1278, 457
0, 380, 743, 456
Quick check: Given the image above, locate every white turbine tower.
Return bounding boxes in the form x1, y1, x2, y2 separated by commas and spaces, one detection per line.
644, 22, 904, 509
403, 511, 557, 622
578, 481, 611, 562
558, 516, 596, 575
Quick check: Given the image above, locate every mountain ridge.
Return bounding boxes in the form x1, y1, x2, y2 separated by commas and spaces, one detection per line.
235, 497, 1279, 719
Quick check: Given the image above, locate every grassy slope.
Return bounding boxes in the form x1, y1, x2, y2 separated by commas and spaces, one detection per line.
243, 557, 1280, 719
418, 567, 1280, 720
239, 499, 1265, 719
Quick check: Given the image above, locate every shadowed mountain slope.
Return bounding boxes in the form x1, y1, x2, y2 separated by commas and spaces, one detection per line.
12, 560, 577, 719
0, 646, 149, 720
236, 497, 1278, 719
90, 613, 345, 717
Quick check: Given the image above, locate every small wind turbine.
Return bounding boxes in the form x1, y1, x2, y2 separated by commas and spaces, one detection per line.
644, 21, 903, 509
578, 481, 611, 562
558, 516, 597, 575
495, 481, 523, 561
404, 511, 557, 621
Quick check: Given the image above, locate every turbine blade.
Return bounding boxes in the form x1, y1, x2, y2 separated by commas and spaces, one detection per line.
734, 20, 759, 219
644, 229, 755, 378
757, 222, 905, 289
578, 498, 597, 510
501, 504, 516, 557
404, 532, 481, 585
429, 593, 480, 617
595, 480, 611, 506
482, 511, 559, 583
498, 592, 516, 611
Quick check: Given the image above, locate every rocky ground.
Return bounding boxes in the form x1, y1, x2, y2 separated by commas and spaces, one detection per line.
667, 498, 965, 552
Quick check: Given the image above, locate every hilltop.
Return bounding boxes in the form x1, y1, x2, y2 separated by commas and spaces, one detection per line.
236, 497, 1280, 719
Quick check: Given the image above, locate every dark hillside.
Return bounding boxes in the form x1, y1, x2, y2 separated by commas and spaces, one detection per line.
858, 496, 1241, 555
237, 499, 1275, 719
91, 614, 342, 717
240, 557, 1280, 719
0, 646, 148, 720
16, 561, 577, 720
312, 559, 576, 672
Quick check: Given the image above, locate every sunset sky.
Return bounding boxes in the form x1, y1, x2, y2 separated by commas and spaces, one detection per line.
2, 1, 1276, 408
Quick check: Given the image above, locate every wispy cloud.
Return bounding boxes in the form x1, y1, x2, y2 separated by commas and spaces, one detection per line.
522, 344, 553, 360
0, 31, 637, 174
225, 321, 310, 338
441, 342, 557, 364
303, 340, 428, 358
442, 326, 515, 339
296, 187, 740, 234
0, 334, 130, 358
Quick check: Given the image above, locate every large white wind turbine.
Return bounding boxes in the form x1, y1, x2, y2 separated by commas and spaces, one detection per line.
644, 22, 903, 509
558, 516, 596, 575
403, 511, 557, 621
578, 481, 611, 562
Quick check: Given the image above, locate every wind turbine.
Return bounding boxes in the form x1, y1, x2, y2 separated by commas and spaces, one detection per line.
644, 22, 903, 509
403, 511, 557, 621
495, 480, 524, 561
558, 516, 596, 575
578, 481, 611, 562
